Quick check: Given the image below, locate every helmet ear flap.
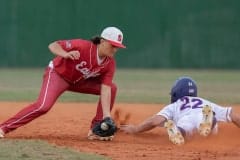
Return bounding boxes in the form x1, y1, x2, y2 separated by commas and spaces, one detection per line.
172, 92, 176, 97
171, 92, 177, 103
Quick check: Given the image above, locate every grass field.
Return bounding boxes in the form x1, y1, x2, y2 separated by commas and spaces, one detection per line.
0, 139, 110, 160
0, 68, 239, 104
0, 68, 239, 160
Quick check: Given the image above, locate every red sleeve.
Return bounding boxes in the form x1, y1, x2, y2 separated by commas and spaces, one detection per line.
101, 60, 116, 86
57, 39, 83, 51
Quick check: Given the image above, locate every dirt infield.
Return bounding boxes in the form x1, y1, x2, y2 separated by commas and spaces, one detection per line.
0, 102, 240, 160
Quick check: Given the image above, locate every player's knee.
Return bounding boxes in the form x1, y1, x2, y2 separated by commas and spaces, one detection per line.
37, 107, 51, 114
33, 102, 52, 115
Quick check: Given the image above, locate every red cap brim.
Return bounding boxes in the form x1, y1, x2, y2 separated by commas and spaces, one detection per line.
107, 40, 126, 48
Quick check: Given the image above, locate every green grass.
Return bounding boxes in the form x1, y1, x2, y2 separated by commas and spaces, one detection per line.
0, 68, 240, 104
0, 139, 110, 160
0, 68, 239, 160
115, 69, 240, 104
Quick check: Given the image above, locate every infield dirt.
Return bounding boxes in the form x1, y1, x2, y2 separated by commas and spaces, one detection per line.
0, 102, 240, 160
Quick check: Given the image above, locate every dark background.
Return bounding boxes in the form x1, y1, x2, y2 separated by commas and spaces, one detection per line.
1, 0, 240, 68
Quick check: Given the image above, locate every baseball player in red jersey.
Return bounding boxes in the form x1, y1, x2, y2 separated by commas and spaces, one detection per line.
0, 26, 126, 141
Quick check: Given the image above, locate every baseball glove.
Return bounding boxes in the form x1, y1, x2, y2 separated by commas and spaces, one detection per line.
92, 117, 117, 137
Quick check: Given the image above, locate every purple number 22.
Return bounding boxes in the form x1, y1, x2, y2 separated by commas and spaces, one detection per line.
180, 97, 203, 111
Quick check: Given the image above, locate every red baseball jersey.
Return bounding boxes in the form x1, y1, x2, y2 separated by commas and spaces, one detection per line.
53, 39, 116, 85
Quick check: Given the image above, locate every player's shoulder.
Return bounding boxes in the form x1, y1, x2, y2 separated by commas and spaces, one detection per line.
72, 38, 96, 51
71, 38, 92, 45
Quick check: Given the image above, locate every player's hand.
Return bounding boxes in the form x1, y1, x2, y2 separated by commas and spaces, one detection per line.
92, 117, 117, 137
120, 124, 137, 134
64, 51, 80, 60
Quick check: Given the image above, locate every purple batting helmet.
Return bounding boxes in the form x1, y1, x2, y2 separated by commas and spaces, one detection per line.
170, 76, 197, 103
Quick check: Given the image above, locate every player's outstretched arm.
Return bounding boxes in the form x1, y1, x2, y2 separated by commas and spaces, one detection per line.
120, 115, 167, 134
230, 108, 240, 128
101, 84, 111, 118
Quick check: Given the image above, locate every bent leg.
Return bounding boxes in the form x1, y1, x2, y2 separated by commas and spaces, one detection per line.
198, 105, 216, 136
0, 68, 69, 134
177, 115, 197, 138
69, 80, 117, 128
164, 120, 185, 145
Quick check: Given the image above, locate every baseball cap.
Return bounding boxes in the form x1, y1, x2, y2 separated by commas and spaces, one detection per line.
101, 27, 126, 48
170, 76, 198, 103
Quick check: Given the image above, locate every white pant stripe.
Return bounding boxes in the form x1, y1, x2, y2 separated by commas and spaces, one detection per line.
6, 68, 53, 128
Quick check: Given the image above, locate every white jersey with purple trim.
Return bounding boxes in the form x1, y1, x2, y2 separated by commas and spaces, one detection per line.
157, 96, 232, 135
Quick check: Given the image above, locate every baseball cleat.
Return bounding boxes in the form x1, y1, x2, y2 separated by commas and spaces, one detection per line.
0, 129, 4, 138
87, 130, 114, 141
164, 120, 184, 145
198, 105, 213, 137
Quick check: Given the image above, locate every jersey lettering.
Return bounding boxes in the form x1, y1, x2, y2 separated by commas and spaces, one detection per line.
75, 61, 101, 79
180, 97, 203, 111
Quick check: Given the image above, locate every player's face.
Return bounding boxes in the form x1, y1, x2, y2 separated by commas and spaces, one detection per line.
99, 40, 118, 58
